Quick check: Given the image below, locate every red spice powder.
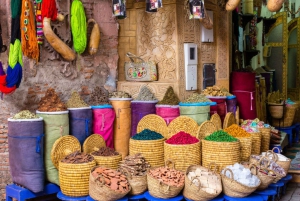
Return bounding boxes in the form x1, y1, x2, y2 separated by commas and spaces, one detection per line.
166, 131, 199, 145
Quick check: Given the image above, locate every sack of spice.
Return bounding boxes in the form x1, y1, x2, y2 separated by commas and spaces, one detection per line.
89, 166, 131, 201
90, 147, 122, 170
118, 153, 150, 195
147, 160, 185, 199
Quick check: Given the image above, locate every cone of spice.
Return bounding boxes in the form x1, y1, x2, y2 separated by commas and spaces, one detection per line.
67, 91, 89, 108
158, 86, 179, 105
38, 88, 67, 112
90, 86, 110, 106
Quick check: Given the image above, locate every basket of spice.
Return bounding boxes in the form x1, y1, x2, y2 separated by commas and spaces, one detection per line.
262, 147, 291, 174
118, 153, 150, 195
129, 129, 165, 168
164, 131, 201, 171
202, 130, 240, 172
89, 166, 131, 201
183, 163, 222, 201
224, 124, 252, 162
136, 114, 168, 139
147, 160, 185, 198
221, 163, 261, 197
90, 147, 122, 170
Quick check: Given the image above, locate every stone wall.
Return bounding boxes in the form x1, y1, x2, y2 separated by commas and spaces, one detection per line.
0, 0, 118, 200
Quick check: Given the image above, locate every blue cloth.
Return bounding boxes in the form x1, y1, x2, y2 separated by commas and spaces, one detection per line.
6, 63, 22, 88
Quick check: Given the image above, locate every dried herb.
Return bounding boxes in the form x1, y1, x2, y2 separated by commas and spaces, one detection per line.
158, 86, 180, 105
38, 88, 67, 112
182, 93, 211, 103
92, 147, 119, 156
135, 86, 157, 101
66, 91, 89, 108
90, 86, 109, 106
118, 153, 150, 176
61, 151, 94, 164
109, 91, 131, 98
12, 110, 38, 119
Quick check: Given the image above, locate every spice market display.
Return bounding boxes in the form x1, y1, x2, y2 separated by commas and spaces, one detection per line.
2, 0, 299, 200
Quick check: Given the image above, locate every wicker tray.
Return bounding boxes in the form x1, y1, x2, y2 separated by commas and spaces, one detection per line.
137, 114, 168, 138
83, 134, 106, 154
167, 116, 199, 139
223, 112, 236, 129
51, 135, 81, 169
210, 113, 222, 130
197, 121, 217, 139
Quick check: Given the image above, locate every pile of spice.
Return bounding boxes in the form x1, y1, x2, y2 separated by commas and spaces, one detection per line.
166, 131, 199, 145
135, 86, 157, 101
109, 91, 131, 98
38, 88, 67, 112
149, 166, 184, 187
66, 91, 89, 108
61, 151, 94, 164
132, 129, 164, 140
188, 168, 221, 194
12, 110, 39, 119
202, 85, 232, 97
182, 93, 211, 103
224, 124, 251, 138
118, 153, 150, 176
91, 167, 130, 193
92, 147, 119, 156
158, 86, 180, 105
89, 86, 109, 106
205, 130, 237, 142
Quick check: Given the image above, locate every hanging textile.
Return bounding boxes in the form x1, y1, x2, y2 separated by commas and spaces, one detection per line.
41, 0, 58, 21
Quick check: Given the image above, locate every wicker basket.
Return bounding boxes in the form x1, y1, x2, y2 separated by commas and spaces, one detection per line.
259, 128, 271, 153
59, 160, 96, 196
223, 112, 236, 129
164, 141, 201, 172
129, 138, 165, 168
272, 104, 298, 127
235, 106, 240, 125
122, 169, 147, 195
83, 134, 106, 154
221, 168, 261, 198
210, 113, 222, 130
202, 140, 240, 172
136, 114, 168, 138
167, 116, 199, 139
264, 147, 291, 174
197, 121, 217, 139
183, 164, 222, 201
90, 153, 122, 170
250, 132, 261, 155
237, 136, 252, 162
268, 102, 284, 119
89, 166, 131, 201
147, 160, 184, 198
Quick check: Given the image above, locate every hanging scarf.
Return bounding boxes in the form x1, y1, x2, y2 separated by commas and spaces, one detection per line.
21, 0, 39, 61
71, 0, 87, 54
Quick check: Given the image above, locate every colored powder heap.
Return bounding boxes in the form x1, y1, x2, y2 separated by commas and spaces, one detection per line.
132, 129, 164, 140
158, 86, 180, 105
38, 88, 67, 112
205, 130, 237, 142
224, 124, 251, 138
135, 86, 157, 101
166, 131, 199, 145
66, 91, 89, 108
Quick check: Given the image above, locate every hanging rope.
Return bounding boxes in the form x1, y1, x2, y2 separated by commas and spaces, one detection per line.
41, 0, 58, 21
71, 0, 87, 54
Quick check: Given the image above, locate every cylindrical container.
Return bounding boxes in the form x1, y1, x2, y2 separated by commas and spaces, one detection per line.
110, 98, 132, 159
92, 105, 116, 149
155, 104, 180, 125
231, 72, 256, 92
209, 102, 218, 116
8, 117, 45, 193
208, 97, 227, 123
131, 100, 158, 136
226, 95, 237, 116
36, 111, 69, 185
179, 102, 210, 125
68, 107, 92, 146
232, 91, 257, 120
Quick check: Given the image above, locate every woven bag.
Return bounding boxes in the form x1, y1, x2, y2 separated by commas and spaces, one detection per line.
89, 166, 131, 201
272, 104, 297, 127
183, 164, 222, 201
221, 168, 261, 198
122, 169, 147, 195
263, 147, 291, 174
91, 153, 122, 170
147, 160, 184, 199
259, 128, 271, 153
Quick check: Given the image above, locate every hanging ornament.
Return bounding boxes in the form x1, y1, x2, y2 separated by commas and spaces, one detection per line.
113, 0, 127, 18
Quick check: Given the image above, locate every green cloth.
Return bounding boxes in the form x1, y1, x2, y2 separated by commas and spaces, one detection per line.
71, 0, 87, 54
36, 112, 69, 185
179, 105, 210, 125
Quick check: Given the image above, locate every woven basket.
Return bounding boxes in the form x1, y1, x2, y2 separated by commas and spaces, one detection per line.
89, 166, 131, 201
147, 160, 184, 198
122, 169, 147, 195
136, 114, 168, 138
272, 104, 298, 127
259, 128, 271, 153
197, 121, 217, 139
59, 160, 96, 196
268, 102, 284, 119
129, 138, 165, 168
221, 168, 261, 198
265, 147, 291, 174
235, 106, 240, 125
90, 153, 122, 170
237, 136, 252, 162
250, 132, 261, 155
223, 112, 236, 129
210, 113, 222, 130
202, 140, 240, 172
164, 141, 201, 172
183, 164, 222, 201
167, 116, 199, 139
83, 134, 106, 154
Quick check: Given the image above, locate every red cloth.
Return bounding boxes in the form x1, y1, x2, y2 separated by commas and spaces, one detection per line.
0, 75, 16, 94
232, 91, 257, 120
231, 72, 256, 91
41, 0, 58, 21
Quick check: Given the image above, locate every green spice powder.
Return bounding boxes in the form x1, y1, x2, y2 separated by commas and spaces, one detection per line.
158, 86, 180, 105
205, 130, 238, 142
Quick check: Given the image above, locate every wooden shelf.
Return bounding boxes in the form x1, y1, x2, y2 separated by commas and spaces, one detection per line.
244, 50, 260, 67
239, 13, 262, 30
263, 18, 277, 34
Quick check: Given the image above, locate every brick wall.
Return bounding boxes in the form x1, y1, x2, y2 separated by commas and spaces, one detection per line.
0, 0, 118, 200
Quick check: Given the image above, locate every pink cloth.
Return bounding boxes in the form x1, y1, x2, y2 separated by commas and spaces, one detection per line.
156, 105, 180, 125
92, 108, 115, 148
